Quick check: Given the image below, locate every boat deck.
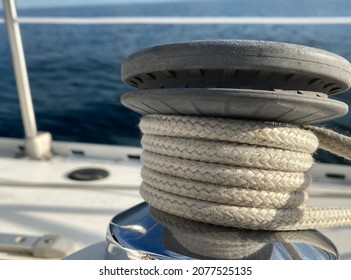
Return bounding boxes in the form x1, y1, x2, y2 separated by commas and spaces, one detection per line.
0, 138, 143, 259
0, 138, 350, 259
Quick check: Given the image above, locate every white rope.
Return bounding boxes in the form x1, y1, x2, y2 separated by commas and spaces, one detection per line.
139, 114, 351, 231
151, 207, 336, 259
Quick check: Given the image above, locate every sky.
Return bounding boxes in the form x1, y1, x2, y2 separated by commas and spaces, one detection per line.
11, 0, 200, 9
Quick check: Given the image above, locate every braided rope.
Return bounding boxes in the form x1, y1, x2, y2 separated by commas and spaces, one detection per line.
150, 207, 336, 259
139, 114, 351, 231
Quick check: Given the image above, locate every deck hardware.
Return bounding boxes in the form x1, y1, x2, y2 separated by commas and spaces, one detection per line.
325, 173, 346, 180
107, 40, 351, 259
0, 233, 76, 259
67, 168, 109, 181
71, 149, 86, 156
2, 0, 52, 160
106, 202, 338, 260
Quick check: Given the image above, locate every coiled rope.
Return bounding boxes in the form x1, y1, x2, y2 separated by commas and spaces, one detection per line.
150, 207, 336, 259
139, 114, 351, 231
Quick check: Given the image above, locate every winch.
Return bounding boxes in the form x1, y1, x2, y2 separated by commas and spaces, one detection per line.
107, 40, 351, 260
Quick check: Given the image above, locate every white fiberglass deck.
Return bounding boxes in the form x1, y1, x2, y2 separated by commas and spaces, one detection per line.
0, 139, 350, 259
0, 139, 143, 259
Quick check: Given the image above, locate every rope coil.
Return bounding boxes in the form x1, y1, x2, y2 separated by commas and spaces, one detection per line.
139, 114, 351, 231
150, 207, 336, 259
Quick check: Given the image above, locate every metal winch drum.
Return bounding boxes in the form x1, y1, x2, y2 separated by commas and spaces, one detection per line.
106, 40, 351, 260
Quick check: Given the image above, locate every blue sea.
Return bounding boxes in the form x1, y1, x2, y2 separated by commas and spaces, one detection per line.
1, 0, 351, 164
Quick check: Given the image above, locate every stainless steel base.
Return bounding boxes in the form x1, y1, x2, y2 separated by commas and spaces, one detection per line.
105, 202, 338, 260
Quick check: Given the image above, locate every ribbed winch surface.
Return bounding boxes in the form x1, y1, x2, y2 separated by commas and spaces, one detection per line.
121, 40, 351, 230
